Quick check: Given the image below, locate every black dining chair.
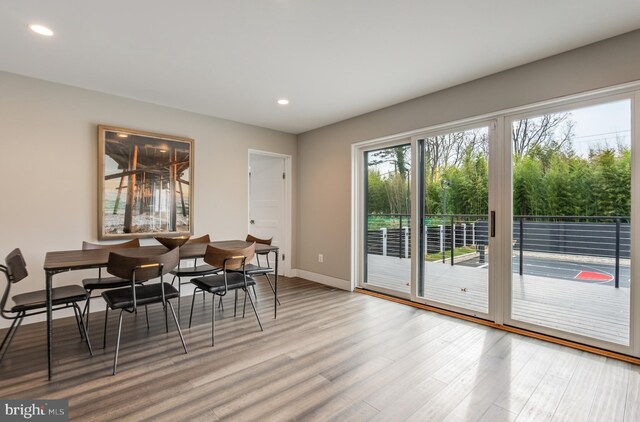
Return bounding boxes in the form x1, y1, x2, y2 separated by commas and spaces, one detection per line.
81, 239, 141, 335
234, 234, 278, 305
0, 248, 93, 362
189, 243, 263, 346
168, 234, 221, 318
101, 247, 187, 375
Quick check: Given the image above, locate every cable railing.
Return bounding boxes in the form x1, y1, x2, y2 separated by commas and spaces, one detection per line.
367, 213, 630, 288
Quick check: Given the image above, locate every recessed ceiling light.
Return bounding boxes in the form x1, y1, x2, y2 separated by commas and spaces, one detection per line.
277, 99, 290, 105
29, 24, 54, 37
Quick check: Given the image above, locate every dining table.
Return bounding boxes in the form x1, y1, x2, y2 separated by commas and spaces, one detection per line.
43, 240, 279, 380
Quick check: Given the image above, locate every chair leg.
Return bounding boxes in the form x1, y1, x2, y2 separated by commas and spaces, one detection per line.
167, 301, 188, 354
177, 276, 181, 321
85, 296, 92, 337
243, 289, 248, 318
164, 302, 169, 333
246, 290, 263, 332
265, 275, 281, 305
74, 303, 93, 357
233, 290, 238, 317
218, 296, 224, 311
145, 305, 150, 330
252, 285, 258, 302
103, 305, 109, 349
0, 315, 23, 362
72, 304, 84, 341
189, 289, 198, 328
211, 294, 215, 347
112, 310, 124, 375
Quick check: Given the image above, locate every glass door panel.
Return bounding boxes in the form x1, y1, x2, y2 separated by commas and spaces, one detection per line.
509, 99, 632, 347
364, 144, 412, 294
419, 126, 490, 314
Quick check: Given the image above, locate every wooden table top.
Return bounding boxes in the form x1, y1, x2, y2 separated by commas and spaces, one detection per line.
44, 240, 277, 271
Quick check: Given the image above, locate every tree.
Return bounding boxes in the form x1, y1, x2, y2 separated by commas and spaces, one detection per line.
512, 113, 575, 158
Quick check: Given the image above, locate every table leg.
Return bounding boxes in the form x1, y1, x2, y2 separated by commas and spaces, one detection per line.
274, 250, 279, 319
46, 271, 53, 380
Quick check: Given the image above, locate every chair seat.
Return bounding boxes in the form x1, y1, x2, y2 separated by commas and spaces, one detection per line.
82, 276, 142, 290
191, 273, 256, 294
228, 263, 273, 276
102, 283, 179, 310
11, 285, 88, 313
170, 264, 220, 277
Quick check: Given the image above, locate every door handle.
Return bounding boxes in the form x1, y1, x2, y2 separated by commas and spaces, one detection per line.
250, 219, 255, 224
490, 211, 495, 237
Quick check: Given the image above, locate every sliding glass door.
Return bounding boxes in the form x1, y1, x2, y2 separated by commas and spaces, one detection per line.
363, 142, 412, 296
505, 97, 634, 352
411, 123, 496, 318
356, 86, 638, 356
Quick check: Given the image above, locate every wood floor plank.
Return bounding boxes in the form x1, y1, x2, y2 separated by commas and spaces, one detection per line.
587, 359, 629, 422
0, 276, 638, 422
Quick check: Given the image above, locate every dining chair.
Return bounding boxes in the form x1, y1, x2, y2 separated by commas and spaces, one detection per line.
168, 234, 221, 318
0, 248, 93, 363
232, 234, 279, 305
189, 243, 263, 346
101, 247, 187, 375
81, 239, 140, 335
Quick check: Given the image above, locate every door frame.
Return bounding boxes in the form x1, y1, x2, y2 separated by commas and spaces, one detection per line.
354, 137, 414, 300
248, 149, 292, 276
408, 119, 498, 321
501, 91, 639, 356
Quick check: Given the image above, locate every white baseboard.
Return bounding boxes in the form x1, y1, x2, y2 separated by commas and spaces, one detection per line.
294, 269, 352, 291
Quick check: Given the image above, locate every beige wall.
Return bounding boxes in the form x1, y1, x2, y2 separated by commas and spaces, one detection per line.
0, 72, 296, 317
296, 29, 640, 289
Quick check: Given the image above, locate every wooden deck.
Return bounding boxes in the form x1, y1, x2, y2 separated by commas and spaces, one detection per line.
366, 254, 630, 346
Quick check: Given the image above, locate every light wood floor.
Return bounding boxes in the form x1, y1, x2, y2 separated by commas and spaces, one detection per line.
0, 277, 639, 421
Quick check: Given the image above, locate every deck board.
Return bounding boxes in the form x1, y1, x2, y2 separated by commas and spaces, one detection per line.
366, 254, 630, 345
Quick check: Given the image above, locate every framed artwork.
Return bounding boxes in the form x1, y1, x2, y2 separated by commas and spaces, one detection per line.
98, 125, 194, 239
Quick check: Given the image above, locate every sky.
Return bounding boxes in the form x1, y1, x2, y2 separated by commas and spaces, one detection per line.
564, 99, 631, 157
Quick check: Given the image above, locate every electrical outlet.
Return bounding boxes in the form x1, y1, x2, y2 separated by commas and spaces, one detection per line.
318, 254, 324, 263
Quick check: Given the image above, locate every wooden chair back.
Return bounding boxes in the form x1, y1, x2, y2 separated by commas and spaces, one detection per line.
107, 248, 179, 282
4, 248, 28, 284
245, 234, 272, 245
186, 234, 211, 244
204, 243, 255, 271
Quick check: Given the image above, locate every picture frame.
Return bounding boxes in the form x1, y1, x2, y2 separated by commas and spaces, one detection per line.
98, 125, 194, 239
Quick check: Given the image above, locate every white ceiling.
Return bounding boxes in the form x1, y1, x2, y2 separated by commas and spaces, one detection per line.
2, 1, 640, 134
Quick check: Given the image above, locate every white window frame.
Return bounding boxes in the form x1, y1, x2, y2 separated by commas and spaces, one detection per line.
351, 80, 640, 357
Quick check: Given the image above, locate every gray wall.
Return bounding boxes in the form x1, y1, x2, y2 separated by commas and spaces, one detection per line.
296, 29, 640, 289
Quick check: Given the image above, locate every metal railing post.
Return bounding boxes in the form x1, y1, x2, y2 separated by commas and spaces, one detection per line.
519, 217, 524, 276
462, 223, 467, 246
451, 216, 455, 266
404, 227, 409, 258
472, 222, 475, 245
440, 225, 444, 263
399, 215, 403, 258
381, 227, 387, 257
615, 218, 620, 288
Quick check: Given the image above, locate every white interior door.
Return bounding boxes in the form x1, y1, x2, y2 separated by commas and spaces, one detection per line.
249, 152, 288, 275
